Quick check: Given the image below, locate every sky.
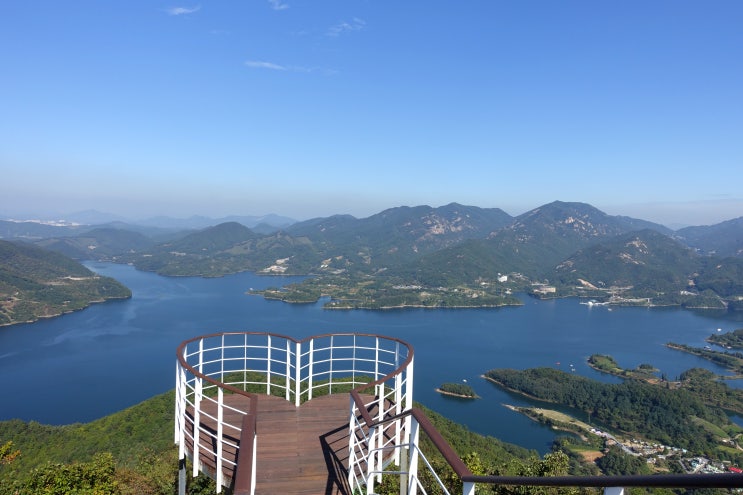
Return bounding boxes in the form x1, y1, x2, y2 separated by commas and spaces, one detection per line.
1, 1, 742, 227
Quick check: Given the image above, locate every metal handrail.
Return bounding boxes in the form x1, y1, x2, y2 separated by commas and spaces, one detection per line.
466, 473, 743, 489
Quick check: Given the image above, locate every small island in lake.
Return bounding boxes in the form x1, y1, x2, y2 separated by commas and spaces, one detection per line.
436, 382, 479, 399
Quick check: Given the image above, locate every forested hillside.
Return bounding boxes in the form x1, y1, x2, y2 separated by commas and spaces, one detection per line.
0, 240, 131, 326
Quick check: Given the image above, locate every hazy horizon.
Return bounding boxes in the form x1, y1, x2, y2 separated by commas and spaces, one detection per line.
2, 197, 742, 230
2, 2, 741, 229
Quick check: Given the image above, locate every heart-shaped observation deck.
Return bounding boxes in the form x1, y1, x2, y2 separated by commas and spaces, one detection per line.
175, 332, 415, 495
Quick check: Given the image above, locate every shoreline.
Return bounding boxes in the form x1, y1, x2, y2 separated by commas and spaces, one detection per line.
503, 404, 591, 441
0, 294, 132, 328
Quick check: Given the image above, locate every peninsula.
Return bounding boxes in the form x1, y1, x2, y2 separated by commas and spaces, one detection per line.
436, 382, 479, 399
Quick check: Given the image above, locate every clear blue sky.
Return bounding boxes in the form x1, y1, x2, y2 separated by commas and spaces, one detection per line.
1, 1, 741, 226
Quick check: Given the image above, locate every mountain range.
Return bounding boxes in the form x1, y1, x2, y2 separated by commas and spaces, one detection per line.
1, 201, 742, 315
1, 210, 296, 231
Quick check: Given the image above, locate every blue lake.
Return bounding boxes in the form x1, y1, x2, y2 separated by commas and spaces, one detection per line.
1, 262, 743, 454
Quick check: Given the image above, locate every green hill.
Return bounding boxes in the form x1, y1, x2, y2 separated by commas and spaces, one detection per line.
676, 217, 743, 258
0, 240, 131, 326
696, 257, 743, 300
553, 229, 701, 295
35, 227, 156, 261
485, 201, 671, 274
286, 203, 514, 271
126, 222, 320, 277
409, 201, 675, 283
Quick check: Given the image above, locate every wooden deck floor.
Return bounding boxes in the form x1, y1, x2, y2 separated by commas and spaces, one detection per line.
187, 393, 361, 495
253, 394, 353, 495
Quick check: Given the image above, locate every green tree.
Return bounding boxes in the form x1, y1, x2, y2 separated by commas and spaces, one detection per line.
22, 452, 118, 495
595, 446, 649, 476
0, 441, 19, 466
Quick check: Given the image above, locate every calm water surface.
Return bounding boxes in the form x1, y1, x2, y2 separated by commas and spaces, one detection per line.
2, 262, 742, 454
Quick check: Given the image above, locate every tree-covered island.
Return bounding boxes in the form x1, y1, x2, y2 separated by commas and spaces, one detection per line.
253, 274, 524, 309
436, 382, 479, 399
587, 354, 661, 382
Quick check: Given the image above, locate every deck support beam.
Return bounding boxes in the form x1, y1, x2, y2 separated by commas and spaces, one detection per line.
178, 458, 186, 495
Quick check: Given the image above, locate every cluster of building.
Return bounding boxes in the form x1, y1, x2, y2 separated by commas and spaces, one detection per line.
591, 428, 742, 474
679, 456, 742, 475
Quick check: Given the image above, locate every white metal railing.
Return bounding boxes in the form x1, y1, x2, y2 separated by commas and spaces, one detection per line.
174, 332, 414, 495
350, 405, 473, 495
346, 336, 415, 495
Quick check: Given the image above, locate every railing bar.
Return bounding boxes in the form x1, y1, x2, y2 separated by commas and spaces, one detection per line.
464, 473, 743, 488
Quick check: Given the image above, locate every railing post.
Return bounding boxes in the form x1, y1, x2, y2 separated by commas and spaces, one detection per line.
404, 356, 415, 493
329, 335, 334, 394
605, 488, 625, 495
220, 334, 225, 383
178, 458, 186, 495
376, 382, 384, 481
308, 339, 314, 401
374, 337, 383, 482
352, 334, 357, 385
348, 395, 355, 491
174, 361, 181, 444
285, 339, 291, 402
348, 395, 363, 494
366, 425, 377, 495
178, 363, 187, 455
251, 429, 258, 495
405, 357, 414, 411
267, 335, 272, 396
399, 430, 409, 495
176, 354, 187, 495
463, 481, 476, 495
407, 416, 420, 495
216, 387, 224, 492
243, 333, 248, 392
295, 341, 302, 406
193, 375, 202, 477
394, 367, 402, 466
192, 339, 204, 478
375, 337, 380, 381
